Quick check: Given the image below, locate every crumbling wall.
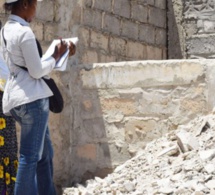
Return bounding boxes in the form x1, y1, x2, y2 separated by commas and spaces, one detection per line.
60, 58, 215, 190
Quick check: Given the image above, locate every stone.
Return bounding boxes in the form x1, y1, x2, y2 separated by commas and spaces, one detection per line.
199, 149, 215, 161
204, 164, 215, 174
205, 180, 215, 189
176, 130, 199, 152
158, 145, 179, 156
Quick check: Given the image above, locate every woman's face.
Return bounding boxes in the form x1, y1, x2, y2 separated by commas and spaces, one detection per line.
25, 0, 37, 22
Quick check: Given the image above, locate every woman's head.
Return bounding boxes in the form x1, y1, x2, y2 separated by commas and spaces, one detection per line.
4, 0, 39, 22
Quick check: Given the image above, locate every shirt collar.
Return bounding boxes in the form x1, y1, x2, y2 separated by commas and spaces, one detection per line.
8, 15, 29, 27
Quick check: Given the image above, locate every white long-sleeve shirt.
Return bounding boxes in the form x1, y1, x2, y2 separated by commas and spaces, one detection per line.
0, 15, 56, 115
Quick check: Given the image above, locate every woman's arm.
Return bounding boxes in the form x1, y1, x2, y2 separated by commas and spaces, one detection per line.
21, 38, 67, 79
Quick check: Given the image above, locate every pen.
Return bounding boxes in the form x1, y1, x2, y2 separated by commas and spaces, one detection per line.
59, 38, 68, 47
59, 37, 63, 44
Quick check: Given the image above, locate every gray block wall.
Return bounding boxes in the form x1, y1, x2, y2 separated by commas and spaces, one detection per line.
0, 0, 168, 64
168, 0, 215, 59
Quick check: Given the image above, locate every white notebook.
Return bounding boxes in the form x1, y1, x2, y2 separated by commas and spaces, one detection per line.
42, 37, 78, 71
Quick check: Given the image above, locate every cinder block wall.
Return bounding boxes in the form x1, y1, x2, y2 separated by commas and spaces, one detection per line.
184, 0, 215, 59
77, 0, 167, 63
1, 0, 167, 64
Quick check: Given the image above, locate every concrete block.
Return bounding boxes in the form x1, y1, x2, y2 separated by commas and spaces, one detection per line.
78, 27, 90, 48
82, 8, 102, 29
83, 118, 107, 140
162, 48, 167, 59
76, 144, 97, 161
139, 24, 156, 44
36, 1, 54, 21
187, 35, 215, 56
155, 0, 166, 9
100, 54, 116, 63
132, 4, 147, 23
109, 36, 127, 56
180, 97, 206, 114
176, 130, 199, 153
184, 23, 198, 39
103, 13, 121, 35
147, 46, 162, 60
80, 90, 103, 120
121, 20, 139, 40
96, 143, 112, 168
70, 4, 82, 25
156, 28, 167, 46
101, 97, 137, 116
43, 23, 57, 42
203, 20, 215, 33
31, 22, 44, 41
93, 0, 112, 12
126, 41, 147, 59
113, 0, 131, 18
199, 149, 215, 161
81, 50, 99, 64
84, 0, 93, 7
138, 0, 155, 6
148, 7, 166, 28
90, 30, 109, 52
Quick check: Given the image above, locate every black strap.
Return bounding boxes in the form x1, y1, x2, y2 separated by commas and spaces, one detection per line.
2, 28, 7, 47
36, 39, 43, 58
19, 39, 42, 72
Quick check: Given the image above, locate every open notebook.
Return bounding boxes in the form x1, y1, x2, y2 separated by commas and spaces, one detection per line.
42, 37, 79, 71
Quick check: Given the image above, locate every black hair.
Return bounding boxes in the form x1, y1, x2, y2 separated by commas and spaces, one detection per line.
4, 0, 34, 12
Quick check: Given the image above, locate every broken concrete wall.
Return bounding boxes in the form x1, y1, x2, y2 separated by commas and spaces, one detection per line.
55, 59, 215, 189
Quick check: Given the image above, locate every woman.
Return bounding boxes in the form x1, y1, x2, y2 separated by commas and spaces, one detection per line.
0, 89, 18, 195
0, 19, 18, 195
1, 0, 76, 194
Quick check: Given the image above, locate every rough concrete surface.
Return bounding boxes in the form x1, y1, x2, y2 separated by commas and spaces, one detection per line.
62, 113, 215, 195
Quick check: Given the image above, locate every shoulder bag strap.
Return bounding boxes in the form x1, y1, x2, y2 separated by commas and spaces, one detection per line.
2, 28, 6, 47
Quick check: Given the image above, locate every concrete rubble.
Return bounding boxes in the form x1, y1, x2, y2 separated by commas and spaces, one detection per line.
62, 114, 215, 195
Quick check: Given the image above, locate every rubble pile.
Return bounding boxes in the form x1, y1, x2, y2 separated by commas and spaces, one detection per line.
63, 114, 215, 195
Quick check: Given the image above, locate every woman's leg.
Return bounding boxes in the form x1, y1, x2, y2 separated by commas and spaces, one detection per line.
10, 98, 49, 195
37, 127, 56, 195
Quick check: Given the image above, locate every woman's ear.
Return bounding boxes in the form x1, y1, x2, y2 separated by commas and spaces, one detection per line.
22, 0, 28, 9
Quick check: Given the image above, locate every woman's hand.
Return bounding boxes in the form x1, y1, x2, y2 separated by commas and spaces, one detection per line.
68, 41, 76, 56
52, 39, 68, 61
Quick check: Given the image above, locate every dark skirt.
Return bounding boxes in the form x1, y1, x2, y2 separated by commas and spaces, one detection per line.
0, 91, 18, 195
